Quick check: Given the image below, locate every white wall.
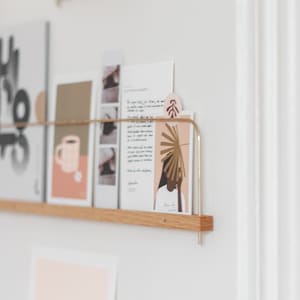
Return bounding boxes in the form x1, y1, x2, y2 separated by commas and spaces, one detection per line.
0, 1, 237, 300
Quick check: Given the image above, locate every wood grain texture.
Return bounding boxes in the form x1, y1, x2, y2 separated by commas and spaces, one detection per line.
0, 200, 213, 232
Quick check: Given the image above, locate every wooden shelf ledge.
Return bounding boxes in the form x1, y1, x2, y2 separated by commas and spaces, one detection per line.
0, 200, 213, 232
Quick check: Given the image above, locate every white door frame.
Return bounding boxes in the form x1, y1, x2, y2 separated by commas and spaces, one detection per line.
236, 0, 299, 299
236, 0, 260, 299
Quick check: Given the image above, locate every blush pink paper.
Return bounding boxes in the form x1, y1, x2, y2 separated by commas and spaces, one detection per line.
33, 259, 109, 300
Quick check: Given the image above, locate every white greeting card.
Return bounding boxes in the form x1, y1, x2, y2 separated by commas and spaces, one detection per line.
120, 61, 177, 212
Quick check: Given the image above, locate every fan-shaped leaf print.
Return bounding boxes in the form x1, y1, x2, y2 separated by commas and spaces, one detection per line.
160, 123, 186, 182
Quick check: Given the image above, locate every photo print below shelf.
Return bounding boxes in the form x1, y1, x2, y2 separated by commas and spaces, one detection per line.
30, 247, 118, 300
94, 50, 123, 209
47, 73, 97, 207
0, 21, 49, 202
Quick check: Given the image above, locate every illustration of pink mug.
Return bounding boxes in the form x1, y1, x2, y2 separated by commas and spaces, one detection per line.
55, 135, 80, 173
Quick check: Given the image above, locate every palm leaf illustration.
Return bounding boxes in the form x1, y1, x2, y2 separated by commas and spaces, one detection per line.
160, 124, 186, 182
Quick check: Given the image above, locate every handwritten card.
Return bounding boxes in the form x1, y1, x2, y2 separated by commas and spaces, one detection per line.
120, 61, 175, 212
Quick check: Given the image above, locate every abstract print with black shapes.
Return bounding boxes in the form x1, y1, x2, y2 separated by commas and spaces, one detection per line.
0, 36, 30, 174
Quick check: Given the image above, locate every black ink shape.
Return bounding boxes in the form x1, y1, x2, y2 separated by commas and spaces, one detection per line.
166, 99, 179, 118
13, 89, 30, 130
0, 36, 31, 172
102, 113, 116, 135
0, 133, 17, 157
0, 37, 19, 109
103, 66, 120, 89
11, 134, 29, 173
2, 78, 12, 106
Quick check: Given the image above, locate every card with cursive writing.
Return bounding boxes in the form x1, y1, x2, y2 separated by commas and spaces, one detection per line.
120, 61, 190, 213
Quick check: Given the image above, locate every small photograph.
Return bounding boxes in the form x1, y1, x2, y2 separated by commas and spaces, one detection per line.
100, 107, 118, 144
98, 147, 116, 186
101, 65, 120, 103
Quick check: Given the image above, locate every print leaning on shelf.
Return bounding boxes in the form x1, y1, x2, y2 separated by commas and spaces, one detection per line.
154, 116, 193, 214
47, 73, 97, 207
154, 93, 194, 213
94, 50, 123, 209
0, 21, 48, 202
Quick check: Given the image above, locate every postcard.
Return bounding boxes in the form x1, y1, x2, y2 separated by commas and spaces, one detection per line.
94, 51, 122, 209
0, 21, 48, 202
120, 61, 179, 212
153, 112, 194, 214
30, 246, 118, 300
47, 73, 97, 206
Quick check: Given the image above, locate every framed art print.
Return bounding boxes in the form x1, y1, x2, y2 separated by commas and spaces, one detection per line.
47, 73, 97, 206
0, 21, 49, 202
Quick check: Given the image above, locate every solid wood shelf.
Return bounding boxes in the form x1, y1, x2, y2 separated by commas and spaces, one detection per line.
0, 200, 213, 232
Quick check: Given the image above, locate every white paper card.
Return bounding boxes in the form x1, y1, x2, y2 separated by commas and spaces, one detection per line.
120, 61, 174, 211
